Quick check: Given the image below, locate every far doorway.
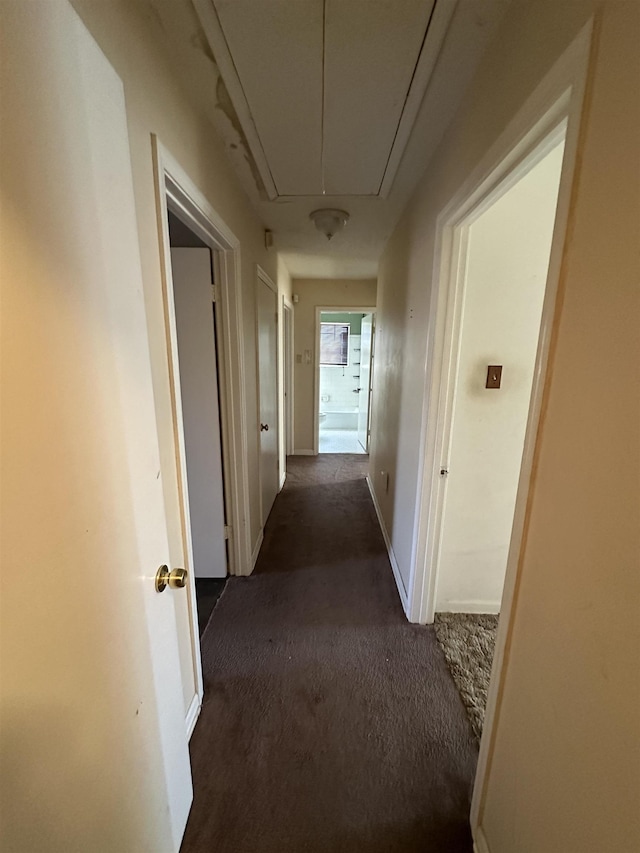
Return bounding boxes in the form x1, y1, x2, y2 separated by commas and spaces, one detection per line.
315, 309, 376, 454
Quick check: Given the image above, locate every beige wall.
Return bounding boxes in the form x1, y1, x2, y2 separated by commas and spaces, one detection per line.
69, 0, 278, 709
370, 0, 640, 849
292, 278, 377, 453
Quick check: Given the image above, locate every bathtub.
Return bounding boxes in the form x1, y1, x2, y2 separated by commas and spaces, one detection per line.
319, 409, 358, 430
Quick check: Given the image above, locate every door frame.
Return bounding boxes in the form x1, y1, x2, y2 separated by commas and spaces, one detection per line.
396, 21, 593, 847
255, 265, 280, 529
313, 306, 376, 456
283, 298, 295, 462
417, 123, 568, 620
357, 312, 376, 453
152, 137, 253, 732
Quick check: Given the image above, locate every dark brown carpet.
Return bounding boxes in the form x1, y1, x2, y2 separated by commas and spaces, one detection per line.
181, 455, 478, 853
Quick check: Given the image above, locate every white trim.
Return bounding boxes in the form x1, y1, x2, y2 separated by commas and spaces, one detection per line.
185, 694, 201, 741
437, 600, 501, 615
313, 305, 376, 456
366, 475, 409, 615
283, 300, 294, 457
191, 0, 278, 201
279, 471, 287, 491
257, 264, 278, 294
294, 449, 315, 456
251, 530, 264, 570
412, 119, 569, 627
378, 0, 457, 198
472, 827, 491, 853
152, 138, 253, 583
151, 137, 254, 730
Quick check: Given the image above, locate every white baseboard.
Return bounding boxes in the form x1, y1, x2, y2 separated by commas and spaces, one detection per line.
251, 530, 264, 571
185, 693, 201, 741
473, 826, 490, 853
293, 449, 315, 456
365, 475, 409, 615
438, 600, 501, 614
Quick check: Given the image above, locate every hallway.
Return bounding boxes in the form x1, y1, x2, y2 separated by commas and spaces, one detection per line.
182, 456, 478, 853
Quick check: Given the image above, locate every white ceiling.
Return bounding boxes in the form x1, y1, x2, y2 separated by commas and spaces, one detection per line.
146, 0, 510, 277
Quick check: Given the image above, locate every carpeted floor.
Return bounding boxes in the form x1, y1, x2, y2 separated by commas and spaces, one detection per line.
433, 614, 499, 741
181, 455, 478, 853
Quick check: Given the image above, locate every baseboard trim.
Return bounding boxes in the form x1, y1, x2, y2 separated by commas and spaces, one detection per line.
473, 826, 490, 853
185, 693, 201, 741
293, 449, 315, 456
438, 600, 501, 614
251, 530, 264, 571
365, 475, 409, 615
279, 470, 287, 490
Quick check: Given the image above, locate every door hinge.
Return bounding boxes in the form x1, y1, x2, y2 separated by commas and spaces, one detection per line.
211, 284, 217, 303
440, 468, 449, 476
224, 525, 231, 540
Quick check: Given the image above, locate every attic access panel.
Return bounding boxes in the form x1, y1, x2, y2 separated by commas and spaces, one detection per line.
195, 0, 454, 199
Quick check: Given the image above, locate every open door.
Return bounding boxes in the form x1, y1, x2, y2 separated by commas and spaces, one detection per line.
357, 314, 374, 451
1, 3, 192, 849
170, 248, 227, 579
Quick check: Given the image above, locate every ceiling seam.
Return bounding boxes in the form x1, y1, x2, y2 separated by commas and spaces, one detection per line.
320, 0, 327, 196
375, 0, 440, 196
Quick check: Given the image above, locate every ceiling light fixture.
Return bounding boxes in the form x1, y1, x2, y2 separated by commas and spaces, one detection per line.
309, 208, 350, 241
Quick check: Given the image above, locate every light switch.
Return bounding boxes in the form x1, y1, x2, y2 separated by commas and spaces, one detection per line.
296, 353, 302, 364
304, 349, 312, 365
486, 365, 502, 389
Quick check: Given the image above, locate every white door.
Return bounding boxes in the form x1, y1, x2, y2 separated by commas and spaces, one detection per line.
0, 3, 192, 850
357, 313, 374, 451
256, 275, 279, 524
171, 248, 227, 578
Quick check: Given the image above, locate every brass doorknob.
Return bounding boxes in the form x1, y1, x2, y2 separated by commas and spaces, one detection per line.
155, 565, 188, 593
260, 423, 269, 431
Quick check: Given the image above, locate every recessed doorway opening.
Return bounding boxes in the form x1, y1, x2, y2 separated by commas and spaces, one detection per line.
316, 309, 376, 454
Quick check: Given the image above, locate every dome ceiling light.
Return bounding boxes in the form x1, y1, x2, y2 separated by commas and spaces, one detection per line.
309, 208, 350, 241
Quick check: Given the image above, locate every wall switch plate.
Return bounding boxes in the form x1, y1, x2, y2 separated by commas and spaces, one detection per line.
486, 365, 502, 389
296, 353, 302, 364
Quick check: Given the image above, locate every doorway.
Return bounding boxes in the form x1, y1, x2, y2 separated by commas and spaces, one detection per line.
256, 267, 280, 524
167, 212, 228, 636
430, 135, 566, 742
435, 138, 565, 616
315, 308, 376, 454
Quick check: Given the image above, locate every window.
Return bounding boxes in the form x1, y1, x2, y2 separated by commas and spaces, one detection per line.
320, 322, 350, 366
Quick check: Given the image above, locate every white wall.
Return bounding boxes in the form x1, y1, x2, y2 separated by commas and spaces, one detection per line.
369, 1, 640, 849
436, 143, 564, 612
